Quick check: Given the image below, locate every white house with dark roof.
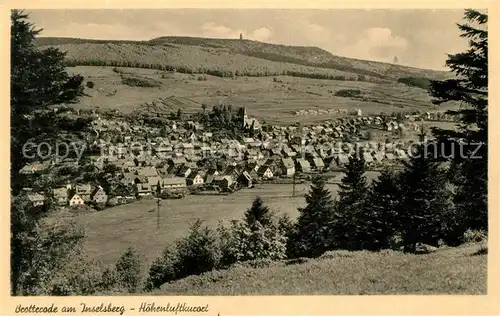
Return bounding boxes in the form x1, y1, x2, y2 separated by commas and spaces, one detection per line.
91, 186, 108, 204
257, 165, 274, 179
69, 193, 85, 207
186, 171, 204, 186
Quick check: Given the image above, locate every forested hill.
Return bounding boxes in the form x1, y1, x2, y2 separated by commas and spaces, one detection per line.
36, 36, 451, 82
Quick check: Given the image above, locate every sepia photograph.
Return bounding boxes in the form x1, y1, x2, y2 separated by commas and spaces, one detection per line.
9, 7, 489, 299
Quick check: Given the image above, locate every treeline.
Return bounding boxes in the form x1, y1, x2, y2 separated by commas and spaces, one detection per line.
63, 58, 387, 83
245, 51, 389, 80
397, 76, 431, 89
334, 89, 362, 97
196, 104, 250, 138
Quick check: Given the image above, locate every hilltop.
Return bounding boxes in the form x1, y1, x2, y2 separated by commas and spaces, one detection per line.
36, 36, 450, 81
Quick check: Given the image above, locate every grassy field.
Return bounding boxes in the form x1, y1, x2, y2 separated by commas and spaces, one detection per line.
72, 183, 327, 267
150, 242, 487, 295
70, 174, 382, 267
69, 66, 451, 125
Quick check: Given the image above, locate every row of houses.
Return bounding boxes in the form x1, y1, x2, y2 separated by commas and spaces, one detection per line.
23, 184, 108, 208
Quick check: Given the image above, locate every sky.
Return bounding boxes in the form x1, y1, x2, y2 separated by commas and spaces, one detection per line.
26, 9, 472, 71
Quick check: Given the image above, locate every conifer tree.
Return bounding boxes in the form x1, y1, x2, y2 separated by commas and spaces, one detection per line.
10, 11, 87, 295
244, 196, 273, 229
331, 151, 369, 250
429, 9, 488, 232
364, 167, 401, 250
290, 175, 335, 258
397, 144, 453, 253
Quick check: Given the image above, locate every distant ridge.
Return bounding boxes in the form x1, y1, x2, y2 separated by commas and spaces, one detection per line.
36, 36, 451, 81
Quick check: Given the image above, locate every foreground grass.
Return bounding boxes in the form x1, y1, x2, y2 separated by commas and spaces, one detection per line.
150, 243, 486, 295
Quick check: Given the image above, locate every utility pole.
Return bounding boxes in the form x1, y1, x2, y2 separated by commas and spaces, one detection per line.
156, 181, 162, 229
292, 171, 296, 197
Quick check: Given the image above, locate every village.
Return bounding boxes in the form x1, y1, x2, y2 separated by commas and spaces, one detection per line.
19, 105, 458, 211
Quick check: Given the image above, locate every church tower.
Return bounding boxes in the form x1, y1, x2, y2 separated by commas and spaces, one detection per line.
241, 106, 248, 129
240, 33, 243, 40
242, 106, 248, 120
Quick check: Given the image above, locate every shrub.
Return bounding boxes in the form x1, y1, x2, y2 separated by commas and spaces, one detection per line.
48, 252, 117, 295
121, 74, 161, 88
174, 219, 221, 279
86, 81, 95, 89
334, 89, 362, 98
462, 229, 487, 243
145, 247, 178, 290
218, 219, 287, 267
389, 233, 404, 251
397, 76, 431, 89
115, 247, 142, 293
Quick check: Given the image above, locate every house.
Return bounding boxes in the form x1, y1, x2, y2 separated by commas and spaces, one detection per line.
224, 165, 242, 178
76, 184, 92, 202
363, 152, 375, 165
296, 158, 311, 173
138, 166, 159, 178
213, 175, 234, 190
309, 157, 325, 171
27, 193, 45, 207
169, 157, 188, 168
91, 186, 108, 204
238, 171, 253, 188
186, 171, 204, 186
136, 183, 152, 197
19, 162, 47, 175
207, 168, 220, 177
385, 153, 396, 160
147, 176, 162, 193
281, 158, 296, 177
161, 177, 187, 192
69, 193, 85, 207
176, 165, 192, 178
204, 173, 216, 185
244, 167, 259, 181
371, 151, 385, 163
257, 165, 274, 179
335, 154, 350, 167
53, 187, 68, 206
395, 149, 408, 160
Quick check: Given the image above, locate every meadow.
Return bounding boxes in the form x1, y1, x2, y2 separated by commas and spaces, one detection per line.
151, 242, 487, 295
71, 173, 381, 268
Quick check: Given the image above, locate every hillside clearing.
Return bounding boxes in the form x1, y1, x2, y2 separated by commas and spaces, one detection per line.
67, 66, 450, 124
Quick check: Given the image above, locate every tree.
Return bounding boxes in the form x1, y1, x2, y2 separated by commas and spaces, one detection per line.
244, 196, 273, 228
364, 167, 401, 250
330, 151, 369, 250
115, 247, 142, 293
429, 9, 488, 232
10, 11, 87, 295
11, 10, 86, 191
290, 175, 336, 258
11, 195, 85, 295
397, 144, 454, 253
174, 219, 221, 278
